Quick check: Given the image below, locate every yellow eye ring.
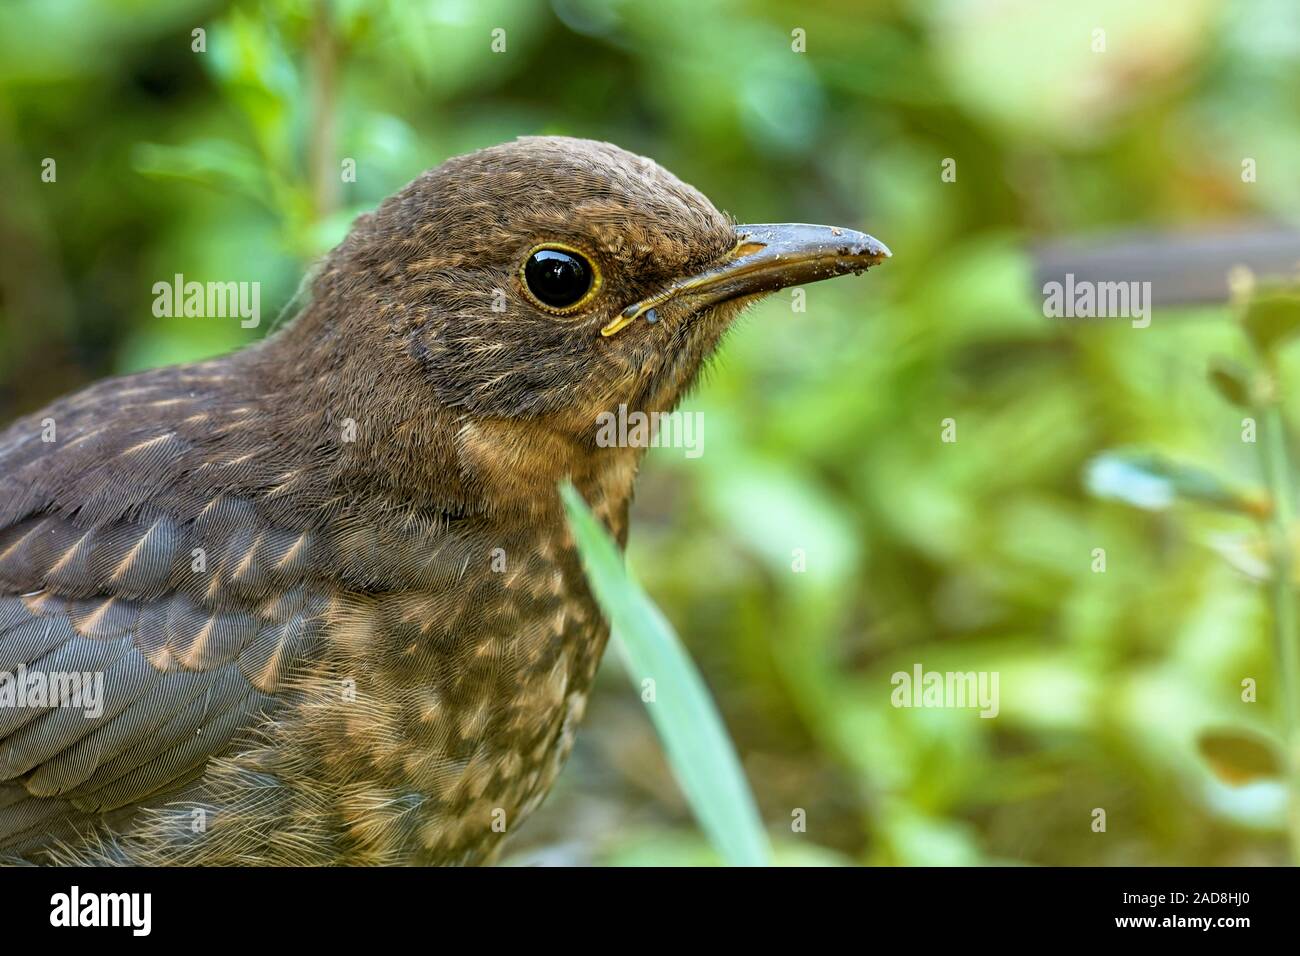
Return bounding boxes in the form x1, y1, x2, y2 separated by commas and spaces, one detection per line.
519, 242, 603, 316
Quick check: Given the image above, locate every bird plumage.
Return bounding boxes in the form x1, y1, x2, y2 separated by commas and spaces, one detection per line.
0, 136, 885, 864
0, 352, 622, 864
0, 137, 738, 865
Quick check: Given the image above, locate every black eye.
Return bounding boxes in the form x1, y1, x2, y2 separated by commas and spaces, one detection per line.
522, 246, 597, 312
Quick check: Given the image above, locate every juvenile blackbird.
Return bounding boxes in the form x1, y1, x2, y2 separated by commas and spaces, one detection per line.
0, 137, 887, 865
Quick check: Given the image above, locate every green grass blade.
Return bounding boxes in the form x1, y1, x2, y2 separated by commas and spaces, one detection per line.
559, 481, 773, 866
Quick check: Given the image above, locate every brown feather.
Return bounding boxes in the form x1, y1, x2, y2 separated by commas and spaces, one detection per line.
0, 137, 751, 865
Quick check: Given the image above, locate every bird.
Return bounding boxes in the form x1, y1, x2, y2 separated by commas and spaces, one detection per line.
0, 136, 888, 865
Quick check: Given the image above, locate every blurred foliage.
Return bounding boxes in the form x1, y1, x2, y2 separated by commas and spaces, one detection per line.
561, 481, 772, 866
1087, 282, 1300, 862
2, 0, 1300, 865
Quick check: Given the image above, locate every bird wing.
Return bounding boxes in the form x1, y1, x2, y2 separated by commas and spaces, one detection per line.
0, 368, 326, 856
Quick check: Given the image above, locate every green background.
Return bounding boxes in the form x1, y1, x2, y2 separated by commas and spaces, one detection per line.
2, 0, 1299, 865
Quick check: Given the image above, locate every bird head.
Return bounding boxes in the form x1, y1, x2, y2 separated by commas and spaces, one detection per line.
293, 137, 886, 424
267, 137, 887, 505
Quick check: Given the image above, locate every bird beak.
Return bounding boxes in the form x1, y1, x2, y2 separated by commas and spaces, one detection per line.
601, 223, 891, 336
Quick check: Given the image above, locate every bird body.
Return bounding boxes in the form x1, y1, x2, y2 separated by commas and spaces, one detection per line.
0, 350, 625, 865
0, 137, 886, 864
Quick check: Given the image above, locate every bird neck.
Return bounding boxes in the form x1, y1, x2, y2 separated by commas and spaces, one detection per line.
238, 312, 647, 537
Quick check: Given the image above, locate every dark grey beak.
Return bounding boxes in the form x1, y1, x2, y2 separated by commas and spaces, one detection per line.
602, 223, 891, 336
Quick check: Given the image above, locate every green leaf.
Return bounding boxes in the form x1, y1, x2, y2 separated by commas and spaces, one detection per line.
1085, 450, 1267, 517
559, 481, 773, 867
1241, 287, 1300, 357
1207, 357, 1252, 408
1197, 727, 1285, 786
1206, 532, 1272, 582
132, 140, 273, 209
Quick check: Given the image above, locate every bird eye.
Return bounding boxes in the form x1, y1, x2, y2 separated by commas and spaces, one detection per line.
521, 245, 600, 314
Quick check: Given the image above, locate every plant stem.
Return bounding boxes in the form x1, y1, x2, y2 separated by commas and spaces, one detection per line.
308, 0, 339, 223
1258, 400, 1300, 863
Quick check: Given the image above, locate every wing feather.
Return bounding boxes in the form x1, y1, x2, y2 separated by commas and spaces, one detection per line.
0, 365, 334, 857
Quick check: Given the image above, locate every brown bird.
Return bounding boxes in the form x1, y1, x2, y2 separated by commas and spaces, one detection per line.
0, 137, 887, 865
